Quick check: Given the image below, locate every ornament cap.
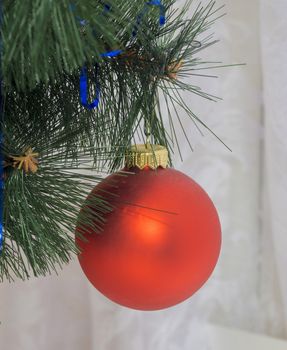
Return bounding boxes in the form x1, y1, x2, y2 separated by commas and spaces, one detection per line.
125, 144, 169, 169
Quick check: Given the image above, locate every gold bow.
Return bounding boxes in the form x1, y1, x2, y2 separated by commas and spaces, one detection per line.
166, 59, 183, 80
119, 49, 183, 80
11, 148, 39, 174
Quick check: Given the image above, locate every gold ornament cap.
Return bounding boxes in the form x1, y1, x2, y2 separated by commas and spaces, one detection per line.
125, 144, 169, 170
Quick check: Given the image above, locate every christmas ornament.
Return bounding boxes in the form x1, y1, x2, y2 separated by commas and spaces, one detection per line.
76, 144, 221, 311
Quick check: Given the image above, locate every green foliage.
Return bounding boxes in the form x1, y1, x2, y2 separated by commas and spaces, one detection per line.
1, 96, 113, 280
88, 0, 232, 170
1, 0, 237, 281
2, 0, 173, 91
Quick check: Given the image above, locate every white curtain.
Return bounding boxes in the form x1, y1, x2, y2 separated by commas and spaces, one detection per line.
1, 0, 287, 348
260, 0, 287, 335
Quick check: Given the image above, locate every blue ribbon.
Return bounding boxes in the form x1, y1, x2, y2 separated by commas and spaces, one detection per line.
80, 65, 101, 110
76, 1, 166, 110
80, 49, 124, 109
147, 0, 166, 26
103, 4, 111, 12
101, 49, 123, 58
133, 0, 166, 37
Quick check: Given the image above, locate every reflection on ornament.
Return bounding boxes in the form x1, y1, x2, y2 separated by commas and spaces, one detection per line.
76, 145, 221, 311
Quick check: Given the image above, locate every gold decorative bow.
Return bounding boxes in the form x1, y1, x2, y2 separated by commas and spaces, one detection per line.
10, 148, 39, 174
166, 59, 183, 80
119, 49, 184, 80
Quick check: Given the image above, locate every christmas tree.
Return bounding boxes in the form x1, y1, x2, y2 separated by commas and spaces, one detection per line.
1, 0, 231, 282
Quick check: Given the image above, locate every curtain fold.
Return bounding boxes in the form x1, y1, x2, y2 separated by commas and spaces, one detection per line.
260, 0, 287, 336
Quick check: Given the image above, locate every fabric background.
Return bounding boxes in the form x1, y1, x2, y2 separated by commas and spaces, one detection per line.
1, 0, 286, 348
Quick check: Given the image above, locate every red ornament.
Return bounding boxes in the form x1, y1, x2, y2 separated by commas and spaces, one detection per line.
76, 166, 221, 311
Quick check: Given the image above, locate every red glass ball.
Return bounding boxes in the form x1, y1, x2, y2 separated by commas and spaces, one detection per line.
76, 167, 221, 310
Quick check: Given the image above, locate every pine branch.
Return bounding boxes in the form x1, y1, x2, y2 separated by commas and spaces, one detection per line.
1, 102, 114, 281
2, 0, 174, 91
0, 0, 239, 281
95, 0, 236, 168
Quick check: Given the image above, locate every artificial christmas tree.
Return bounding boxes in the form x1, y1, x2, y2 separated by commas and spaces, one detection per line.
1, 0, 232, 305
